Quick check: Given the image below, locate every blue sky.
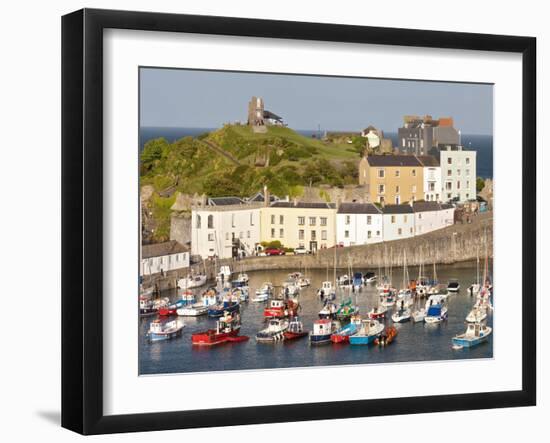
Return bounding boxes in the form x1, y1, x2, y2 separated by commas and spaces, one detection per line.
140, 68, 493, 135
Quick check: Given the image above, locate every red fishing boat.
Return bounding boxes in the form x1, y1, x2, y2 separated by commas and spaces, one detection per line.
263, 298, 299, 318
191, 311, 249, 346
283, 317, 308, 340
158, 306, 178, 316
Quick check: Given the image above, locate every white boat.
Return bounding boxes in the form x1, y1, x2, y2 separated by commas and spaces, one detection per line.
466, 305, 488, 323
236, 272, 249, 284
256, 318, 289, 342
232, 286, 249, 302
252, 283, 271, 302
177, 302, 208, 317
411, 308, 426, 323
317, 281, 336, 300
452, 322, 492, 348
337, 274, 352, 289
147, 319, 185, 341
216, 265, 232, 283
367, 305, 387, 319
364, 272, 377, 283
201, 288, 219, 307
298, 277, 311, 287
424, 299, 448, 324
178, 273, 207, 289
392, 308, 412, 323
446, 278, 460, 293
319, 301, 338, 319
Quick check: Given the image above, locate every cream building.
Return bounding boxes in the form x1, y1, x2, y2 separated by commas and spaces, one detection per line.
260, 201, 337, 252
140, 240, 190, 276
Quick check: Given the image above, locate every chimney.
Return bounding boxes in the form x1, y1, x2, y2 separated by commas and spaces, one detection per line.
293, 197, 298, 206
263, 185, 270, 207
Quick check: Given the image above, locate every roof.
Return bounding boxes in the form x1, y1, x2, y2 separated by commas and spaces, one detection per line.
208, 197, 245, 206
248, 192, 278, 203
365, 155, 422, 167
337, 203, 382, 214
142, 240, 188, 259
270, 201, 335, 209
440, 203, 454, 210
382, 204, 414, 214
412, 201, 443, 213
416, 155, 440, 167
263, 110, 283, 121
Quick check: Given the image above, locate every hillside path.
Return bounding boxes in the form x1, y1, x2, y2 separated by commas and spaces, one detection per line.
199, 140, 241, 166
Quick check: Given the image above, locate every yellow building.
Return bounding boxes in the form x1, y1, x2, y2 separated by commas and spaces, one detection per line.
358, 154, 425, 205
260, 202, 337, 253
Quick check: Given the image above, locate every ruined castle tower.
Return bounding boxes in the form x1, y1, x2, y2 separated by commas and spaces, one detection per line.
247, 96, 265, 126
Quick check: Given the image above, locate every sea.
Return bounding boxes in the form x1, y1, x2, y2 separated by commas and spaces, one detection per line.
139, 262, 492, 375
139, 127, 494, 179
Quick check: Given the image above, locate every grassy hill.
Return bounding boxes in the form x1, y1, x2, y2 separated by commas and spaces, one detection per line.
140, 124, 362, 201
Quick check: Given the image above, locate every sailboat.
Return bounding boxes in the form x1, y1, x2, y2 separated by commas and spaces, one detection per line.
424, 294, 448, 324
336, 260, 359, 320
178, 259, 207, 289
468, 247, 481, 297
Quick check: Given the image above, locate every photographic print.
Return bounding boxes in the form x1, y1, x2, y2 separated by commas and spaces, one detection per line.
138, 68, 494, 375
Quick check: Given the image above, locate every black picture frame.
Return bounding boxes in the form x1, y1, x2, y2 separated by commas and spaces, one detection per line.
61, 8, 537, 435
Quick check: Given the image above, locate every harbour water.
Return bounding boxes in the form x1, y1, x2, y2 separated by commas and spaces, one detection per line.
139, 261, 493, 375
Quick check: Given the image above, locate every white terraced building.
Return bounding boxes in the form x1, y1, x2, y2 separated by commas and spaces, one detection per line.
381, 204, 416, 241
412, 201, 455, 236
336, 203, 384, 246
191, 197, 262, 259
140, 240, 190, 276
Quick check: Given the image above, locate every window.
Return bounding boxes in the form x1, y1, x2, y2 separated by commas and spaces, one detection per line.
196, 215, 201, 229
225, 232, 229, 240
391, 215, 396, 223
367, 230, 372, 239
412, 169, 416, 177
309, 217, 316, 226
168, 255, 171, 264
466, 157, 470, 165
231, 232, 235, 239
271, 214, 275, 224
208, 215, 214, 229
231, 214, 235, 228
379, 196, 385, 204
298, 216, 305, 226
447, 158, 452, 165
208, 233, 214, 241
398, 228, 402, 235
457, 181, 461, 190
321, 230, 327, 240
376, 231, 380, 236
457, 169, 461, 176
418, 213, 422, 219
344, 230, 349, 238
466, 169, 470, 177
412, 185, 417, 193
247, 231, 250, 238
367, 215, 372, 225
404, 215, 408, 223
279, 228, 284, 238
250, 213, 254, 226
466, 193, 470, 199
311, 230, 317, 240
395, 185, 400, 193
395, 196, 400, 205
410, 227, 413, 234
378, 169, 385, 178
447, 169, 452, 176
446, 182, 452, 190
271, 228, 275, 237
345, 215, 351, 225
279, 215, 284, 224
395, 170, 400, 177
467, 180, 470, 188
299, 229, 305, 240
176, 254, 179, 262
447, 193, 452, 199
402, 138, 406, 146
320, 217, 327, 226
378, 184, 385, 194
428, 182, 435, 191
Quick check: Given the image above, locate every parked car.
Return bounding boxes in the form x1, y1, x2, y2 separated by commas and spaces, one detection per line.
294, 247, 310, 255
265, 248, 285, 256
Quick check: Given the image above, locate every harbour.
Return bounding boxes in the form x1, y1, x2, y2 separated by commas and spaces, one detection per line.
139, 261, 493, 375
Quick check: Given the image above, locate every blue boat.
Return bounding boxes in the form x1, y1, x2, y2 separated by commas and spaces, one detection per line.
424, 303, 448, 324
353, 272, 363, 288
147, 319, 185, 342
331, 318, 360, 343
349, 319, 385, 345
452, 322, 492, 348
310, 319, 339, 344
208, 300, 240, 318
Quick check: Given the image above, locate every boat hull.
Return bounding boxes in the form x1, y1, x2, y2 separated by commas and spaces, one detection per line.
283, 331, 308, 340
349, 335, 377, 345
148, 328, 183, 342
452, 334, 490, 348
309, 333, 332, 344
192, 329, 241, 346
208, 303, 239, 318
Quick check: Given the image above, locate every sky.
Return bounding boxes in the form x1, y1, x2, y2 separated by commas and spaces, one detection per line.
140, 68, 493, 135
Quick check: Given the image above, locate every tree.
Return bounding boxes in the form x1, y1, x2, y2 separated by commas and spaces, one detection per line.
476, 177, 485, 193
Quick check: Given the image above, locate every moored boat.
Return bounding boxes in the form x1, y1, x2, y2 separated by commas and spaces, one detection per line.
147, 319, 184, 342
208, 292, 240, 317
264, 298, 299, 318
256, 318, 289, 342
349, 319, 384, 345
309, 319, 340, 344
283, 317, 308, 340
424, 301, 448, 324
317, 281, 336, 300
177, 302, 208, 317
368, 305, 387, 319
336, 298, 359, 321
178, 273, 207, 289
446, 278, 460, 293
374, 326, 397, 346
391, 307, 412, 323
364, 271, 377, 283
319, 301, 338, 319
191, 311, 248, 346
452, 322, 492, 348
139, 296, 158, 317
411, 308, 426, 323
331, 316, 361, 343
465, 305, 488, 323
